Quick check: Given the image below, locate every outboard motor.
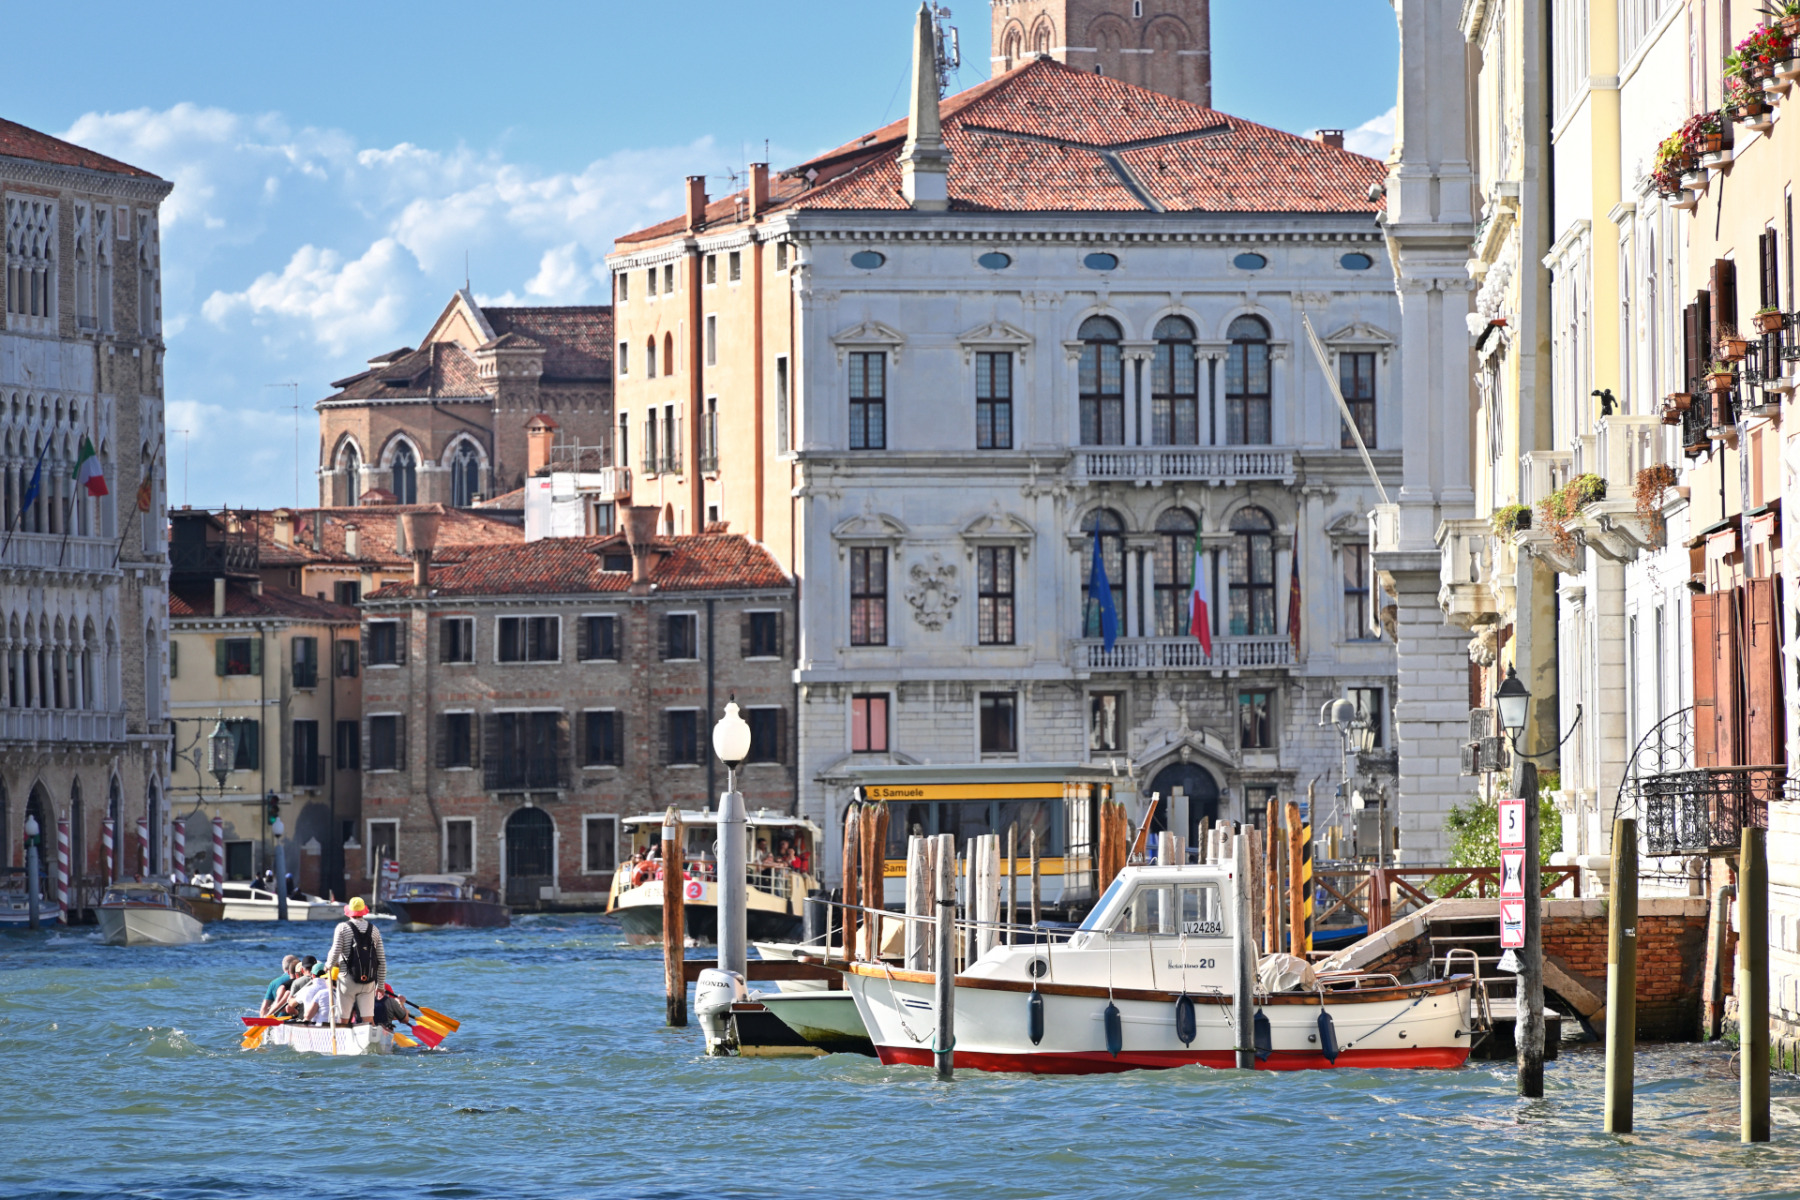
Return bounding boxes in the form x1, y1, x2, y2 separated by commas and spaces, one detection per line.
694, 968, 747, 1056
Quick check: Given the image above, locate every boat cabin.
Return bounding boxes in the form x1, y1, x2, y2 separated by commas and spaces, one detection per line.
392, 874, 498, 904
617, 810, 822, 888
100, 883, 178, 908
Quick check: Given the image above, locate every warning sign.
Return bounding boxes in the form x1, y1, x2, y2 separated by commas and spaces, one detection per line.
1497, 799, 1525, 848
1499, 849, 1526, 898
1500, 899, 1525, 949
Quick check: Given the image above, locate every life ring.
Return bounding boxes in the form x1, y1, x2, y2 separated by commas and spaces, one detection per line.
685, 879, 703, 900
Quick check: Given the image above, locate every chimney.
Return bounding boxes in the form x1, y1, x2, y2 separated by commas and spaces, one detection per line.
344, 524, 360, 559
621, 504, 661, 596
272, 508, 294, 547
527, 414, 558, 477
1317, 129, 1345, 150
212, 577, 226, 618
400, 510, 441, 590
394, 515, 408, 556
311, 517, 324, 553
899, 3, 951, 212
686, 175, 709, 230
749, 163, 770, 216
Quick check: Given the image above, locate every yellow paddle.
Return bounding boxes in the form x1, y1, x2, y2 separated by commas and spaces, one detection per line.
327, 967, 339, 1057
393, 1030, 419, 1049
241, 1025, 268, 1050
405, 999, 460, 1032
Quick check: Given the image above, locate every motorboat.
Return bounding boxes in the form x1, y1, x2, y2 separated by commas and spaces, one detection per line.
97, 882, 205, 946
383, 874, 510, 930
755, 989, 874, 1056
0, 866, 35, 929
608, 811, 823, 943
217, 883, 340, 921
173, 880, 226, 923
259, 1023, 395, 1056
846, 863, 1477, 1074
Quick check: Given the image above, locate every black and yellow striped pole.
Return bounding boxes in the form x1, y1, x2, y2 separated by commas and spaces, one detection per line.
1285, 801, 1311, 956
1301, 818, 1314, 955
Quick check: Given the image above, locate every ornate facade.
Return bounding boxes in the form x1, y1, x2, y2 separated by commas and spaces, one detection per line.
990, 0, 1212, 107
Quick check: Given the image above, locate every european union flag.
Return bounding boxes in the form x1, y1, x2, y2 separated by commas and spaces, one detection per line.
19, 442, 47, 516
1087, 529, 1118, 651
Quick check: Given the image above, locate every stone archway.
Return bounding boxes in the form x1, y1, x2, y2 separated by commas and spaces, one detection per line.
1146, 762, 1221, 844
504, 807, 556, 909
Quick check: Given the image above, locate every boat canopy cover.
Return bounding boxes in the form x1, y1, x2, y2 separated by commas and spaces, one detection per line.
397, 874, 467, 886
621, 811, 823, 833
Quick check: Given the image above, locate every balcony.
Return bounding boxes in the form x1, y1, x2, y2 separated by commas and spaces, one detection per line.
1436, 517, 1505, 629
592, 467, 631, 500
1641, 765, 1780, 855
0, 534, 125, 575
1575, 414, 1669, 562
0, 709, 127, 745
1072, 447, 1294, 486
1075, 635, 1293, 672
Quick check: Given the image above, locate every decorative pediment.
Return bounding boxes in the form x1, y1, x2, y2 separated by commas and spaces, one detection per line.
1322, 320, 1398, 363
956, 320, 1033, 364
831, 320, 906, 364
831, 507, 909, 541
1324, 511, 1369, 540
960, 503, 1037, 553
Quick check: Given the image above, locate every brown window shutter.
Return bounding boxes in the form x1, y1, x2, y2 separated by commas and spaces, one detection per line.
616, 613, 627, 663
575, 615, 589, 661
776, 706, 788, 765
1745, 578, 1784, 764
435, 714, 448, 769
740, 611, 752, 658
1697, 290, 1712, 373
1711, 260, 1737, 337
660, 711, 671, 764
660, 615, 670, 661
362, 717, 373, 774
613, 711, 625, 767
1692, 592, 1719, 767
1683, 302, 1698, 392
1714, 589, 1743, 766
394, 713, 407, 772
775, 611, 785, 658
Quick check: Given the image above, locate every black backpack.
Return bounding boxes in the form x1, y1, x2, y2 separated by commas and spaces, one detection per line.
346, 921, 379, 984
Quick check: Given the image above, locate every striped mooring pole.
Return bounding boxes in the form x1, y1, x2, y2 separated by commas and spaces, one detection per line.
55, 817, 70, 925
212, 816, 226, 881
1301, 819, 1314, 954
172, 818, 186, 880
136, 817, 148, 879
102, 818, 115, 885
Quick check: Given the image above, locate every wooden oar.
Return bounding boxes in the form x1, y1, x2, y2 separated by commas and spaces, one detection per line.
241, 1025, 268, 1050
241, 1016, 284, 1027
393, 1030, 420, 1049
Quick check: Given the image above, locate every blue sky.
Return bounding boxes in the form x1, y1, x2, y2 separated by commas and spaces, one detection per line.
10, 1, 1398, 510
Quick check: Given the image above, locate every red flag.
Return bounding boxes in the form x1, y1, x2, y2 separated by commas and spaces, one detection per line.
1287, 556, 1303, 651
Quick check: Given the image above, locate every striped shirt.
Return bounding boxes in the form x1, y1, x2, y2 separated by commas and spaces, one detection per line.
325, 917, 386, 984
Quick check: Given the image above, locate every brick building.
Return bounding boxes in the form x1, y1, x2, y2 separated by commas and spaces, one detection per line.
991, 0, 1212, 107
314, 289, 612, 508
354, 509, 794, 908
242, 503, 524, 605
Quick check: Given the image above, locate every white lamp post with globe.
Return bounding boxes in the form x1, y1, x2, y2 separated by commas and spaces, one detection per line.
712, 701, 753, 978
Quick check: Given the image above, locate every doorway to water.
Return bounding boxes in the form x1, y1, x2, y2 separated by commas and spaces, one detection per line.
505, 807, 555, 908
1146, 763, 1220, 846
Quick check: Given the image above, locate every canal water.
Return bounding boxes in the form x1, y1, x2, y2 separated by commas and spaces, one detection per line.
6, 916, 1800, 1200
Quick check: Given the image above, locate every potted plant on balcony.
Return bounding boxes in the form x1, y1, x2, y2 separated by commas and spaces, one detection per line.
1652, 129, 1693, 198
1635, 463, 1679, 522
1728, 74, 1775, 122
1708, 361, 1739, 392
1660, 391, 1694, 425
1755, 304, 1787, 333
1538, 485, 1581, 558
1687, 109, 1729, 157
1490, 503, 1531, 538
1781, 0, 1800, 42
1720, 329, 1753, 360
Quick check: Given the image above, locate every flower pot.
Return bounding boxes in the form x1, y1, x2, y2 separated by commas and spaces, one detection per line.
1695, 128, 1727, 154
1783, 15, 1800, 39
1722, 337, 1751, 361
1755, 310, 1786, 333
1667, 391, 1695, 412
1708, 372, 1738, 394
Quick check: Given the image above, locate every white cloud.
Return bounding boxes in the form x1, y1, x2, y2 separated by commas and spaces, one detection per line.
1343, 107, 1396, 160
201, 237, 415, 355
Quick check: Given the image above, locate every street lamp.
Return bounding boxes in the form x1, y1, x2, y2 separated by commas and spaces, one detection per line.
207, 714, 236, 791
271, 809, 288, 922
711, 701, 752, 978
23, 813, 40, 929
712, 701, 752, 790
1496, 666, 1530, 740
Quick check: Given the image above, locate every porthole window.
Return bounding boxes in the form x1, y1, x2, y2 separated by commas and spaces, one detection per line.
1083, 252, 1119, 271
978, 251, 1012, 270
1340, 252, 1374, 270
851, 250, 886, 270
1233, 252, 1268, 270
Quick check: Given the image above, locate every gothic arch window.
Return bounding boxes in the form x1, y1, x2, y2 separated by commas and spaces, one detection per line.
1225, 315, 1272, 445
1078, 316, 1124, 446
1153, 508, 1198, 636
646, 338, 658, 379
338, 440, 363, 506
1151, 315, 1198, 445
1228, 507, 1277, 635
390, 442, 418, 504
1081, 507, 1127, 636
25, 783, 51, 879
449, 440, 482, 507
1031, 15, 1055, 55
663, 332, 675, 377
1002, 24, 1024, 69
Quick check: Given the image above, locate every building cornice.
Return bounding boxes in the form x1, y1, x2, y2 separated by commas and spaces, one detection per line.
0, 156, 173, 203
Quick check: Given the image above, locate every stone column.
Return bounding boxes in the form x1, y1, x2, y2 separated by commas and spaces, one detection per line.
1274, 536, 1294, 645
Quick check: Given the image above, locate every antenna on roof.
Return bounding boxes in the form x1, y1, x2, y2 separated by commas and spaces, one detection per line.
464, 250, 470, 292
264, 383, 301, 509
930, 4, 960, 98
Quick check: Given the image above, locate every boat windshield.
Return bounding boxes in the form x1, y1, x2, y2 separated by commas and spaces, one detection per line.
102, 887, 169, 906
1077, 877, 1129, 932
398, 882, 462, 900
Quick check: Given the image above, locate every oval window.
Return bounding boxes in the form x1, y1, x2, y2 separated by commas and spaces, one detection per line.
1233, 252, 1268, 270
851, 250, 886, 269
1083, 252, 1119, 271
1340, 252, 1374, 270
978, 251, 1012, 270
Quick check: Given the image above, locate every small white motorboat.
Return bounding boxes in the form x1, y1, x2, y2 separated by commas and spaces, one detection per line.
262, 1023, 394, 1056
847, 862, 1477, 1074
97, 882, 205, 946
0, 866, 35, 929
217, 884, 340, 921
755, 989, 873, 1056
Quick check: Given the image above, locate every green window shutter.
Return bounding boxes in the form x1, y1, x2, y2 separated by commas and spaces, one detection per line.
244, 720, 261, 770
215, 639, 227, 676
248, 638, 262, 676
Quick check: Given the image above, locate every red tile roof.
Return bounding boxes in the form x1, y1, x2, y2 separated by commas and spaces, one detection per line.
320, 342, 487, 404
618, 60, 1382, 243
247, 505, 525, 567
0, 117, 163, 180
365, 532, 790, 600
482, 307, 613, 381
169, 583, 360, 622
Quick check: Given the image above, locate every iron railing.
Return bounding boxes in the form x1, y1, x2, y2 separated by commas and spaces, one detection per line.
1640, 765, 1780, 855
1077, 635, 1293, 670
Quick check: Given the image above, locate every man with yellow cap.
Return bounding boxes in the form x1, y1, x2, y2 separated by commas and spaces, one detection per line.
325, 896, 386, 1024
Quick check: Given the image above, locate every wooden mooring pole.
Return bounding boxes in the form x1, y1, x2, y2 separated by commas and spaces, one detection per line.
1265, 797, 1280, 954
1516, 761, 1544, 1099
905, 834, 929, 970
1604, 816, 1637, 1133
1006, 824, 1018, 945
661, 807, 686, 1026
933, 831, 956, 1079
1740, 824, 1770, 1143
1029, 830, 1041, 933
1233, 830, 1256, 1069
1285, 801, 1304, 957
842, 805, 861, 962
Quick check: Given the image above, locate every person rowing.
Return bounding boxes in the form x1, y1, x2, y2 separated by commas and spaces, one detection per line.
326, 897, 386, 1026
260, 955, 301, 1017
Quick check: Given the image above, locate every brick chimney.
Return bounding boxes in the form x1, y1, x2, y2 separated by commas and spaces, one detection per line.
526, 414, 559, 477
272, 508, 294, 547
749, 162, 770, 216
1317, 129, 1345, 149
621, 504, 661, 596
344, 524, 360, 559
686, 175, 709, 230
213, 577, 226, 618
400, 509, 441, 590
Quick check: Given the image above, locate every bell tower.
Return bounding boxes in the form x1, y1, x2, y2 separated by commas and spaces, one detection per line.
989, 0, 1212, 108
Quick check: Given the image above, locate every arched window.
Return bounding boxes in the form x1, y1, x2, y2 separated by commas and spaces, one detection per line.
1081, 508, 1127, 637
1153, 509, 1198, 636
25, 784, 51, 886
1228, 507, 1276, 635
663, 332, 675, 376
390, 442, 417, 505
1151, 316, 1198, 445
449, 440, 482, 508
1078, 316, 1124, 445
1032, 16, 1054, 54
646, 338, 658, 379
339, 441, 362, 506
1003, 27, 1022, 69
1225, 315, 1272, 445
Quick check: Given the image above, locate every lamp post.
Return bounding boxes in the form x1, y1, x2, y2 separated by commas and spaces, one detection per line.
712, 702, 752, 979
1492, 664, 1545, 1098
271, 811, 288, 922
24, 813, 40, 930
207, 715, 235, 792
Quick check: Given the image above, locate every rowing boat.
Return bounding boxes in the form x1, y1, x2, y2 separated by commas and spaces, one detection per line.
259, 1023, 395, 1055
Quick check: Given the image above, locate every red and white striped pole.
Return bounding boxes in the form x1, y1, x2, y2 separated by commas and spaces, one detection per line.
55, 818, 70, 925
172, 818, 186, 881
212, 816, 225, 881
136, 817, 148, 880
102, 818, 115, 884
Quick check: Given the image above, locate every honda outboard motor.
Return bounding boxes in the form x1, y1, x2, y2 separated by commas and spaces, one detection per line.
695, 968, 747, 1056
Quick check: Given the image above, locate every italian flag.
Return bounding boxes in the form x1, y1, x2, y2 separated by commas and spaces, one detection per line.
1187, 543, 1213, 656
72, 436, 107, 497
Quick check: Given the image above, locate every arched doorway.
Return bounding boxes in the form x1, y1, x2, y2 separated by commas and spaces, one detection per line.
504, 807, 555, 909
68, 778, 84, 883
1146, 762, 1221, 844
25, 783, 52, 897
145, 780, 162, 876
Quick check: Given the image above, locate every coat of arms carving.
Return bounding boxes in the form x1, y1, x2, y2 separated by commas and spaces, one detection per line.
905, 553, 960, 630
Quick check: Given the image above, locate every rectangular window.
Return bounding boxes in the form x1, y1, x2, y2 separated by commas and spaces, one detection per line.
484, 711, 566, 789
445, 818, 474, 874
1339, 352, 1377, 448
580, 614, 620, 662
366, 621, 402, 666
979, 692, 1018, 754
975, 351, 1013, 450
663, 263, 675, 294
584, 815, 619, 874
497, 616, 560, 663
1244, 785, 1276, 825
645, 268, 656, 300
705, 314, 718, 366
291, 636, 318, 689
705, 254, 717, 285
1348, 687, 1385, 749
221, 718, 259, 770
729, 250, 742, 281
747, 707, 785, 763
216, 637, 259, 676
336, 720, 360, 770
439, 617, 474, 663
618, 342, 629, 376
851, 693, 889, 752
335, 638, 359, 678
744, 611, 782, 658
977, 545, 1016, 645
369, 714, 405, 771
1342, 544, 1372, 641
665, 709, 701, 764
583, 710, 622, 767
701, 396, 718, 472
618, 413, 629, 469
663, 613, 698, 660
1089, 692, 1123, 752
1080, 334, 1125, 445
618, 271, 629, 302
775, 356, 791, 455
1238, 690, 1273, 749
849, 351, 887, 450
1225, 332, 1272, 445
335, 581, 361, 607
776, 242, 790, 271
850, 546, 887, 646
442, 712, 474, 769
366, 821, 398, 880
292, 719, 321, 787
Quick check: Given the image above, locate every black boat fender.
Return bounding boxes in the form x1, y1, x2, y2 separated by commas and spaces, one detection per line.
1103, 1001, 1123, 1058
1027, 990, 1045, 1046
1253, 1009, 1272, 1062
1174, 994, 1197, 1046
1317, 1009, 1340, 1064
